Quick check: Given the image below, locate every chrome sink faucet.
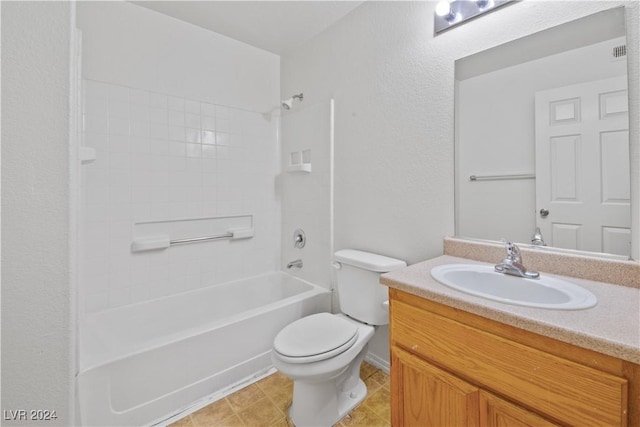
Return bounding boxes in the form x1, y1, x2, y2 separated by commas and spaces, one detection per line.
495, 241, 540, 279
531, 227, 546, 246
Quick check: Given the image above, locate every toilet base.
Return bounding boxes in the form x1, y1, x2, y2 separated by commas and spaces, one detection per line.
288, 345, 369, 427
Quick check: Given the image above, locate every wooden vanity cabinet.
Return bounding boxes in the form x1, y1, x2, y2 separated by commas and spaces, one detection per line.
389, 288, 640, 427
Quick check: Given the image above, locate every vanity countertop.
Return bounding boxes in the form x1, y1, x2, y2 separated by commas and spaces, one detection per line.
381, 255, 640, 364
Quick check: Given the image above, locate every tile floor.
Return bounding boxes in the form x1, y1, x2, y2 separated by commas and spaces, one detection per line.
169, 362, 390, 427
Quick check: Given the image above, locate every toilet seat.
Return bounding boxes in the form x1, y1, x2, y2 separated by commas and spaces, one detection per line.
273, 313, 359, 364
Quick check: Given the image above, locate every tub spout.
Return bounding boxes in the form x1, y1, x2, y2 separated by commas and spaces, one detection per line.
286, 259, 303, 269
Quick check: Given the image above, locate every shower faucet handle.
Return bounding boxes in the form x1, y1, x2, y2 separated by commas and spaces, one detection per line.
293, 229, 306, 249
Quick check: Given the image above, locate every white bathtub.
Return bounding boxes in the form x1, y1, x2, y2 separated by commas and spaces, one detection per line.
77, 272, 331, 426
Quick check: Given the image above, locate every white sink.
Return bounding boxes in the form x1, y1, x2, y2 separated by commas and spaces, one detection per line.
430, 264, 597, 310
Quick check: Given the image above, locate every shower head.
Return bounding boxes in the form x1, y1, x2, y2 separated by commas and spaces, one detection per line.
281, 93, 303, 110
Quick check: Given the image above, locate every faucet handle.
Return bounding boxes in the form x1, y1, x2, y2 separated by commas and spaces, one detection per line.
504, 240, 521, 261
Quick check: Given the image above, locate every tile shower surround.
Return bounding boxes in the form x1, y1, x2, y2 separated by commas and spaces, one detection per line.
81, 80, 280, 313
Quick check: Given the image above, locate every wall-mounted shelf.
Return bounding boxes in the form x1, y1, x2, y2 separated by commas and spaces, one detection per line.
286, 164, 312, 173
79, 147, 96, 164
287, 149, 312, 173
131, 214, 254, 252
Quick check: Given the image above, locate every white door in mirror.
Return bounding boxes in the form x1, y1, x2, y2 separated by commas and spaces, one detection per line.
430, 264, 597, 310
535, 76, 630, 256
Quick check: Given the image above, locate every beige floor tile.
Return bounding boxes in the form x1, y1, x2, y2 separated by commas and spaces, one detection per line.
266, 387, 292, 415
363, 387, 391, 421
360, 361, 377, 380
190, 399, 236, 426
363, 372, 384, 392
268, 416, 292, 427
168, 366, 390, 427
257, 371, 292, 391
259, 372, 293, 414
216, 413, 245, 427
237, 397, 284, 426
369, 370, 389, 386
226, 383, 267, 413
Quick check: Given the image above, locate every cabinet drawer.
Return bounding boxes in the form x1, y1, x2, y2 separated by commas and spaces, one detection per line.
391, 300, 628, 426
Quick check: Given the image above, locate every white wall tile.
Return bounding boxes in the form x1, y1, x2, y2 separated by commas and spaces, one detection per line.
84, 114, 108, 134
109, 117, 130, 135
81, 79, 280, 314
168, 110, 185, 127
185, 99, 200, 114
168, 96, 185, 111
185, 128, 201, 143
149, 92, 167, 109
108, 100, 130, 119
149, 124, 168, 139
149, 107, 168, 124
130, 89, 150, 106
84, 80, 108, 100
108, 85, 130, 102
168, 125, 185, 142
185, 113, 200, 129
201, 116, 216, 131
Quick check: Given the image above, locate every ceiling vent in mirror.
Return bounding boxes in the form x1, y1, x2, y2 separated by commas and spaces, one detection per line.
612, 44, 627, 59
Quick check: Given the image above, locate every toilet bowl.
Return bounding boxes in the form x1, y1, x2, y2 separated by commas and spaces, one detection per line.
272, 313, 374, 426
271, 249, 406, 427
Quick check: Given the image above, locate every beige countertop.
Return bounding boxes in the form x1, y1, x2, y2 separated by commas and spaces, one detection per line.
381, 255, 640, 364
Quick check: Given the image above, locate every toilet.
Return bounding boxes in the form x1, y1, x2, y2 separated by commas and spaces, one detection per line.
271, 249, 406, 427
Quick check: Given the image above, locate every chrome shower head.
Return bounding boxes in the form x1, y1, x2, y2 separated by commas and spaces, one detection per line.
281, 93, 303, 110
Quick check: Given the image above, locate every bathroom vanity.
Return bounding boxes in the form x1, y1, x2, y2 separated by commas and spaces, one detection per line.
381, 243, 640, 426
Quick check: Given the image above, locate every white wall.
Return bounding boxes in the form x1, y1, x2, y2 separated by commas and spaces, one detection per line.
77, 2, 282, 315
282, 0, 640, 365
77, 1, 279, 112
1, 2, 75, 425
457, 37, 627, 244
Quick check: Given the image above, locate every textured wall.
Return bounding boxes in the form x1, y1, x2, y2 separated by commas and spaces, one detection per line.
1, 1, 74, 425
282, 0, 640, 365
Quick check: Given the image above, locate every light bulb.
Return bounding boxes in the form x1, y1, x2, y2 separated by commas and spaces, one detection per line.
435, 0, 452, 17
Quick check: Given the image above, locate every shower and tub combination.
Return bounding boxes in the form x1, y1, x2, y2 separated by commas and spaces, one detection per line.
77, 272, 329, 425
76, 75, 332, 424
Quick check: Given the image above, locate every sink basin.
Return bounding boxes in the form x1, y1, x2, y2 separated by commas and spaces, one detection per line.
430, 264, 597, 310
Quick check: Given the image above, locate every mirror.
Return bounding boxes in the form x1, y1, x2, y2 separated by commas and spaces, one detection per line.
455, 7, 633, 259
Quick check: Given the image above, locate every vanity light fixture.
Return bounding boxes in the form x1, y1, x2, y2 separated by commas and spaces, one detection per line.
434, 0, 516, 35
435, 0, 458, 23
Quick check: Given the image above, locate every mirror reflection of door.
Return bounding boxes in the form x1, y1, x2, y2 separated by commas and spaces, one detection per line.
535, 76, 630, 256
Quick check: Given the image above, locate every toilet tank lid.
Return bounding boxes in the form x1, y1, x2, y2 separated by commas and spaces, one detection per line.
334, 249, 406, 272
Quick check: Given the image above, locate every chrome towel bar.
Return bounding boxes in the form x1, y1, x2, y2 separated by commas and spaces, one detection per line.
131, 228, 254, 252
170, 232, 234, 246
469, 173, 535, 182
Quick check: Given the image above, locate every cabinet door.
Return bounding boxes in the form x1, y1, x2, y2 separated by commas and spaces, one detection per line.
479, 391, 560, 427
391, 346, 480, 427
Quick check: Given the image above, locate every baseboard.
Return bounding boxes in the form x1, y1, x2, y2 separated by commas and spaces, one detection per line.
365, 352, 389, 373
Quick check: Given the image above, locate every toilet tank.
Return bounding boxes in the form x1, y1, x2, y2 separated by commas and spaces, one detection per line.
334, 249, 406, 325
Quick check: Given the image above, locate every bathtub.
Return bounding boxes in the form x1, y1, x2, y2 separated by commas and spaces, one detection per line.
77, 272, 331, 426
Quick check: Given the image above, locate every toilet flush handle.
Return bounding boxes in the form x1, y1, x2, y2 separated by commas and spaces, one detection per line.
332, 261, 342, 270
382, 300, 389, 309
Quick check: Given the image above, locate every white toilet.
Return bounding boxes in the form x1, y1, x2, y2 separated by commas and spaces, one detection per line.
271, 249, 406, 427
